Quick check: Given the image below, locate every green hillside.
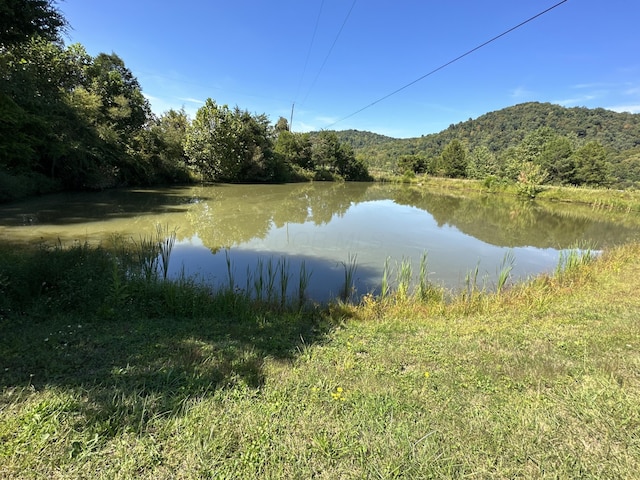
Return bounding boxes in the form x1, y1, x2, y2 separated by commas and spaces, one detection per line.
324, 102, 640, 187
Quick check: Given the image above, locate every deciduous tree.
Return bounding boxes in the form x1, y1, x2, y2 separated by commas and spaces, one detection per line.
0, 0, 66, 46
440, 139, 467, 178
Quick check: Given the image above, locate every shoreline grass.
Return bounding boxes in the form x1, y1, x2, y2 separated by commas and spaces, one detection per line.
1, 239, 639, 478
371, 173, 640, 214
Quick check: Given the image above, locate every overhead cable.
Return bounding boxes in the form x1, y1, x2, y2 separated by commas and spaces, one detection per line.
326, 0, 569, 128
301, 0, 357, 106
294, 0, 325, 103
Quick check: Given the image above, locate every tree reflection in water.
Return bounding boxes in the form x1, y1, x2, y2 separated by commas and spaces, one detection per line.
1, 183, 639, 301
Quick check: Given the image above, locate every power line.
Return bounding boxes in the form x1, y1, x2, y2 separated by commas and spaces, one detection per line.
294, 0, 325, 103
301, 0, 357, 106
326, 0, 569, 129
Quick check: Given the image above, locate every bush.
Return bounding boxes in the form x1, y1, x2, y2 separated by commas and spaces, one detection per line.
0, 172, 61, 203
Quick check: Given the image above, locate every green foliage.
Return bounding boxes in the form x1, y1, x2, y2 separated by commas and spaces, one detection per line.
274, 130, 313, 170
539, 135, 574, 183
515, 162, 549, 198
184, 99, 284, 183
85, 52, 151, 138
133, 108, 191, 183
347, 102, 640, 188
0, 24, 158, 192
4, 2, 633, 199
273, 130, 370, 182
396, 154, 427, 175
465, 145, 499, 179
439, 139, 467, 178
610, 148, 640, 187
571, 141, 610, 186
0, 0, 66, 46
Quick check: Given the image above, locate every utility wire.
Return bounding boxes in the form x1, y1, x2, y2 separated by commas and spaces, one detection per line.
326, 0, 569, 128
301, 0, 357, 106
294, 0, 325, 103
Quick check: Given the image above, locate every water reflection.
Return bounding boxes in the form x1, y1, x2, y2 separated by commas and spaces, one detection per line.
1, 183, 639, 301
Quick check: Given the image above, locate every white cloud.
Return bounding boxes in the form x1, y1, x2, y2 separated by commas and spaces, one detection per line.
555, 94, 598, 107
143, 92, 199, 118
571, 82, 612, 90
608, 104, 640, 114
178, 97, 205, 105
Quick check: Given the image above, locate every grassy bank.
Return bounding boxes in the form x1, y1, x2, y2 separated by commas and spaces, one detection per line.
1, 239, 639, 478
372, 173, 640, 213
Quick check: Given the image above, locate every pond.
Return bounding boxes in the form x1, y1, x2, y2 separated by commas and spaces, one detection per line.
2, 182, 639, 302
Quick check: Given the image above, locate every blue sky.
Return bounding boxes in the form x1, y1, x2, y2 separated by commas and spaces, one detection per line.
60, 0, 640, 138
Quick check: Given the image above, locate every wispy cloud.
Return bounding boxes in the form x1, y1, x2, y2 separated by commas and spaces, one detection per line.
571, 82, 614, 90
296, 121, 317, 132
178, 97, 205, 104
555, 94, 599, 107
608, 104, 640, 114
624, 86, 640, 95
510, 86, 534, 99
142, 92, 199, 118
316, 116, 339, 126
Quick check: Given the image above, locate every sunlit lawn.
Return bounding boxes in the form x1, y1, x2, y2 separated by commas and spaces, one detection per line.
1, 242, 639, 478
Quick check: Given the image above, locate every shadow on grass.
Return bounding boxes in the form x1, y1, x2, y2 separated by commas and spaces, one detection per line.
0, 300, 332, 438
0, 241, 349, 444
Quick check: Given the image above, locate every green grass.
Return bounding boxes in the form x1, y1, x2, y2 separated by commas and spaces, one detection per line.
372, 174, 640, 214
1, 239, 639, 478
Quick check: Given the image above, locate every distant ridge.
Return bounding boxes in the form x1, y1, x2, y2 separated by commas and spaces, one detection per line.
316, 102, 640, 173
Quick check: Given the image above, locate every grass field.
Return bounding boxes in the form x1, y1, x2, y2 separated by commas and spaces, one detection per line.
1, 237, 639, 478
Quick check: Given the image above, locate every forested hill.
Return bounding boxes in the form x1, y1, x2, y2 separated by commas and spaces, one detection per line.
327, 102, 640, 177
319, 129, 396, 149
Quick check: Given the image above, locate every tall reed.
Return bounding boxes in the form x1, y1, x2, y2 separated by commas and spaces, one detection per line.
416, 251, 442, 302
380, 256, 391, 300
297, 260, 311, 309
225, 249, 235, 293
496, 250, 515, 294
396, 257, 412, 300
555, 242, 596, 277
253, 258, 264, 302
133, 234, 159, 281
266, 258, 276, 303
131, 225, 177, 281
464, 260, 482, 301
279, 256, 290, 307
339, 253, 358, 302
157, 224, 177, 280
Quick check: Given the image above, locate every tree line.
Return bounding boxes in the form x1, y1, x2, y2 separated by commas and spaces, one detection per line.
337, 102, 640, 189
0, 1, 369, 202
3, 2, 638, 203
394, 127, 610, 193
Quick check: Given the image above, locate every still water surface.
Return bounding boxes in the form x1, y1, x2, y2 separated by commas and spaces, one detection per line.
2, 183, 639, 301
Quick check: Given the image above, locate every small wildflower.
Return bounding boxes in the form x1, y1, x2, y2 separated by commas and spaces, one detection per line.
424, 371, 430, 379
331, 386, 345, 401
